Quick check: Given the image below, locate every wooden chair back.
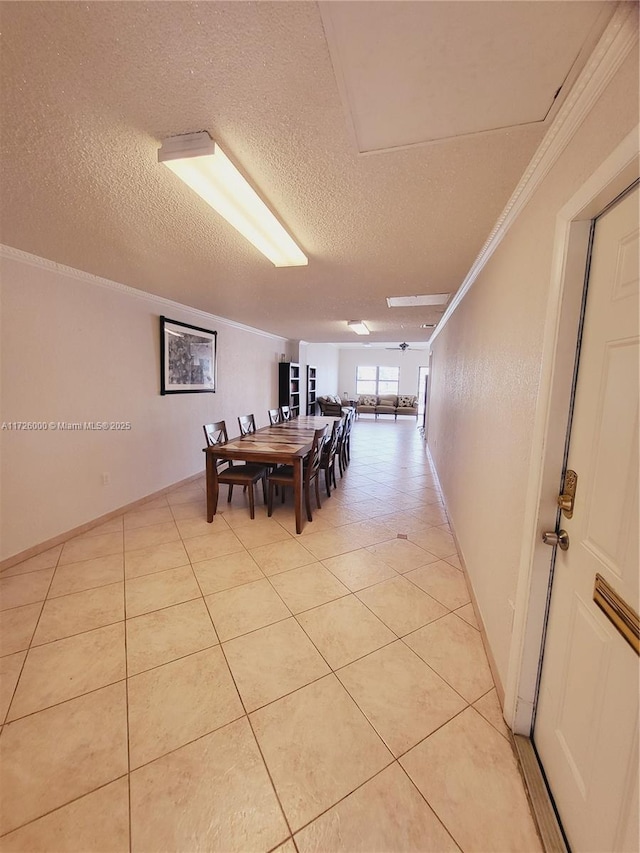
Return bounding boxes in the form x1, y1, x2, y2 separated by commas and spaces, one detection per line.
307, 426, 328, 483
203, 421, 228, 447
238, 414, 257, 436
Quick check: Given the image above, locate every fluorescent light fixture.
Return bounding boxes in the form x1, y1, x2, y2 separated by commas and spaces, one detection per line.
347, 321, 370, 335
386, 294, 450, 307
158, 132, 307, 267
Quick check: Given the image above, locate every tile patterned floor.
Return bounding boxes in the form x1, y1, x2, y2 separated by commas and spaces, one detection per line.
0, 418, 542, 852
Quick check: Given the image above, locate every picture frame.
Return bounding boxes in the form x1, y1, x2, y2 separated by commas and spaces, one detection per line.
160, 316, 217, 394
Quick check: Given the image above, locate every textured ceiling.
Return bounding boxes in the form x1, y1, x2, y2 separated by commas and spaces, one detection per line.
0, 1, 613, 344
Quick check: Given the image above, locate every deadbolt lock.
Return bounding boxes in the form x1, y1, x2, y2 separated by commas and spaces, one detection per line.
558, 469, 578, 518
558, 494, 573, 513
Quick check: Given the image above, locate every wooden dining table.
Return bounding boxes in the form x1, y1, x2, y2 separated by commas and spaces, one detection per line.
204, 415, 342, 534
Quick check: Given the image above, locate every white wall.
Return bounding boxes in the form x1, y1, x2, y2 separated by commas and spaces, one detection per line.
305, 343, 339, 399
0, 251, 286, 560
338, 347, 428, 399
426, 46, 638, 694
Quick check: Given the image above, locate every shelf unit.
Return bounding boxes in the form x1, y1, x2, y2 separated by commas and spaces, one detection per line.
306, 365, 317, 415
278, 362, 301, 417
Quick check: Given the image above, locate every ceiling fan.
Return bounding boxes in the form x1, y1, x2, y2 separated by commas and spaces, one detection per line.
386, 342, 411, 352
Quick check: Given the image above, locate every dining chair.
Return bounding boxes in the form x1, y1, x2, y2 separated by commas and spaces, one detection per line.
338, 408, 354, 475
319, 417, 343, 496
268, 408, 281, 425
243, 410, 283, 480
267, 425, 327, 522
203, 422, 268, 519
279, 405, 292, 421
238, 413, 257, 436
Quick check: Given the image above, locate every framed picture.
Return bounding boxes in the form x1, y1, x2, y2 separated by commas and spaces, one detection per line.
160, 316, 217, 394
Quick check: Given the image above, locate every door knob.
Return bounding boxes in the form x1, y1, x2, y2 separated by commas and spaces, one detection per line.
542, 529, 570, 551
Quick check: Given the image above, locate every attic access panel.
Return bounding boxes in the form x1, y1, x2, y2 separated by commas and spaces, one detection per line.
320, 1, 611, 152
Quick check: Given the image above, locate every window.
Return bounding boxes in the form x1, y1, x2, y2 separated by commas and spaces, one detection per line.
356, 365, 399, 396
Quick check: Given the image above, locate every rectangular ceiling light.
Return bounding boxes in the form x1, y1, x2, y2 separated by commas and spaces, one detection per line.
386, 294, 450, 307
158, 132, 308, 267
347, 321, 370, 335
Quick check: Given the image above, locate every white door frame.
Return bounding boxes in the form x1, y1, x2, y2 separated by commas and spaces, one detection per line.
503, 126, 639, 734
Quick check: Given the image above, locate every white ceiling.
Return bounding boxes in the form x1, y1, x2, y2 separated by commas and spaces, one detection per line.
0, 1, 614, 345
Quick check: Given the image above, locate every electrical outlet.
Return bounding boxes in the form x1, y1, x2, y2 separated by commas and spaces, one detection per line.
102, 473, 111, 486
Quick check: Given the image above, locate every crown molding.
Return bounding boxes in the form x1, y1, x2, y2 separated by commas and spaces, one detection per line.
0, 244, 287, 343
431, 1, 639, 344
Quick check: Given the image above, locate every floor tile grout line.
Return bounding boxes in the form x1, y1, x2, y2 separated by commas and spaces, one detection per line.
3, 675, 128, 726
396, 626, 494, 708
239, 666, 335, 716
330, 657, 471, 761
245, 702, 297, 841
340, 583, 408, 640
394, 759, 464, 851
188, 561, 221, 645
45, 574, 124, 602
400, 704, 529, 843
208, 608, 293, 645
29, 612, 126, 651
395, 566, 470, 612
295, 529, 447, 566
0, 560, 60, 580
284, 755, 398, 841
124, 558, 193, 584
128, 638, 222, 679
3, 563, 60, 725
316, 564, 403, 595
0, 774, 130, 841
182, 563, 298, 842
43, 574, 125, 602
122, 569, 133, 853
293, 604, 399, 674
469, 687, 511, 740
322, 667, 398, 757
0, 628, 35, 727
260, 563, 334, 627
127, 710, 248, 776
124, 591, 203, 622
265, 837, 297, 853
55, 548, 123, 571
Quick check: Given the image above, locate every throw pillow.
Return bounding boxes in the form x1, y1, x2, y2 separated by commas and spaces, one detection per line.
360, 395, 377, 406
398, 395, 415, 407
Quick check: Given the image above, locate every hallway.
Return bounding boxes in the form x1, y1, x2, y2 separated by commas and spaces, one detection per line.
0, 418, 542, 852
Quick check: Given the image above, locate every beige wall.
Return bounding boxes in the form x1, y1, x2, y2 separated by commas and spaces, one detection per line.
427, 47, 639, 690
0, 252, 285, 561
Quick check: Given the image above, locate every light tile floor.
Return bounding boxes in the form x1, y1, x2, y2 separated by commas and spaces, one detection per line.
0, 418, 543, 852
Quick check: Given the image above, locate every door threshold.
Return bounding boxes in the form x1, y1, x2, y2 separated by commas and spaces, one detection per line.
513, 735, 568, 853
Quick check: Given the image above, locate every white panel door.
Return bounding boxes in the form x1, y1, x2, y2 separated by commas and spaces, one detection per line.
534, 184, 639, 852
